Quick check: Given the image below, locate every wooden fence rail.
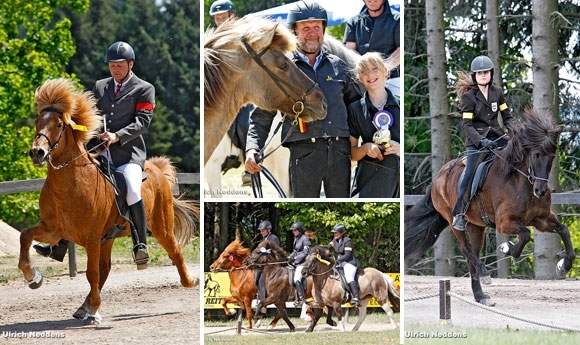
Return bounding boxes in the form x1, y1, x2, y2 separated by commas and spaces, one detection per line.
0, 173, 199, 277
0, 173, 200, 195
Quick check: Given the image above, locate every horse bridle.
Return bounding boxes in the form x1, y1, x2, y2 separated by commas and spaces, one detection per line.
241, 38, 318, 118
488, 147, 549, 186
35, 107, 67, 163
215, 254, 245, 272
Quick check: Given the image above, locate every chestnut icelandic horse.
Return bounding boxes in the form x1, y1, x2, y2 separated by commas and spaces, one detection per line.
302, 245, 400, 332
209, 240, 261, 329
204, 16, 327, 163
20, 78, 200, 324
405, 109, 576, 306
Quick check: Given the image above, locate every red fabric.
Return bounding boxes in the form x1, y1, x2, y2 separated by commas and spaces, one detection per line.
298, 117, 307, 133
136, 102, 154, 111
114, 84, 122, 97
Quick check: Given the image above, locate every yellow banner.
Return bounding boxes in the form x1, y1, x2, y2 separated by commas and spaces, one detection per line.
203, 272, 400, 309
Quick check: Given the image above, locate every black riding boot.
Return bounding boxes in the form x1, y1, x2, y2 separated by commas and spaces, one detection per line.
294, 280, 306, 307
129, 199, 149, 270
348, 281, 361, 306
33, 239, 69, 262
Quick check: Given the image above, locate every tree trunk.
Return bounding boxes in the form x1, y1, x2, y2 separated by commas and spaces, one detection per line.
426, 0, 454, 276
532, 0, 561, 280
486, 0, 510, 278
218, 202, 230, 252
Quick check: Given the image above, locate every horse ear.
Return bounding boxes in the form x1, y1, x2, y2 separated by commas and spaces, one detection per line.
251, 24, 278, 54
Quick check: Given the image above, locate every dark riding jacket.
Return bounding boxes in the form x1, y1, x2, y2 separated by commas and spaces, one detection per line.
343, 1, 400, 78
327, 236, 359, 267
261, 232, 280, 247
245, 48, 362, 151
460, 85, 514, 148
347, 89, 400, 197
92, 74, 155, 169
288, 233, 311, 265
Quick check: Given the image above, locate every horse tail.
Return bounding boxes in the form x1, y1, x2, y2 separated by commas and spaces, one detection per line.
404, 186, 448, 259
148, 156, 200, 247
383, 274, 400, 312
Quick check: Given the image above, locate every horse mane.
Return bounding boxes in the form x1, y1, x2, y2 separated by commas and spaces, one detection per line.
204, 16, 297, 111
259, 240, 288, 261
497, 108, 558, 177
304, 230, 316, 240
224, 239, 251, 258
34, 78, 100, 143
308, 244, 335, 264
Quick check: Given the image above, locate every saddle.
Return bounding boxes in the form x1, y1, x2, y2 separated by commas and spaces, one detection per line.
457, 152, 496, 227
93, 155, 148, 240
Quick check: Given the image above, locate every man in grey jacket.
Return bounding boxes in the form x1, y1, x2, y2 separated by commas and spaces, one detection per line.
245, 1, 362, 198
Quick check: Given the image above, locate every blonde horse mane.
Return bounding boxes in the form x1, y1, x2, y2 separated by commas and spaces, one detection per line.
204, 16, 297, 111
34, 78, 100, 143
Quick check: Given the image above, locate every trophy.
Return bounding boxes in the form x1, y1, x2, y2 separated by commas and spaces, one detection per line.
372, 110, 394, 151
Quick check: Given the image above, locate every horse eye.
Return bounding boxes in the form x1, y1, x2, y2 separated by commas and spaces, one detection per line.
57, 122, 63, 128
280, 63, 289, 71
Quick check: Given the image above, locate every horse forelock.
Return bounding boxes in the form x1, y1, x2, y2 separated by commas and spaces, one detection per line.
35, 78, 100, 143
224, 240, 250, 258
498, 109, 557, 177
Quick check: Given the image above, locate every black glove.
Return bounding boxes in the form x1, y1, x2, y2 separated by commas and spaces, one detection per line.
480, 138, 496, 150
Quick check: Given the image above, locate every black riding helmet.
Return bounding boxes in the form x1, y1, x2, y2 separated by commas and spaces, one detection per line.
209, 0, 235, 16
290, 221, 305, 233
105, 41, 135, 63
470, 55, 494, 86
287, 1, 328, 33
331, 224, 346, 233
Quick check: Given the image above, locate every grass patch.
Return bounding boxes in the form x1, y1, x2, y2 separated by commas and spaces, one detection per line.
205, 311, 400, 344
205, 331, 400, 345
0, 236, 199, 284
404, 324, 580, 345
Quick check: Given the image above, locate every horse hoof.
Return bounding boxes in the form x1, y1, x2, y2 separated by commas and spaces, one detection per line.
556, 259, 568, 278
498, 241, 514, 255
328, 321, 337, 327
26, 268, 43, 289
480, 275, 492, 285
479, 299, 496, 307
82, 311, 102, 325
73, 306, 88, 319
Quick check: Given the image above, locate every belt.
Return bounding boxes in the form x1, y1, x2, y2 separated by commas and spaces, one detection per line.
291, 136, 349, 145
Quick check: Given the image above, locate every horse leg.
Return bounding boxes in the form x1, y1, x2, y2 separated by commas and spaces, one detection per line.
18, 223, 56, 289
268, 312, 282, 329
454, 227, 492, 305
325, 306, 337, 326
534, 215, 577, 277
242, 299, 254, 329
80, 243, 103, 324
351, 303, 369, 331
381, 302, 397, 330
149, 203, 195, 288
305, 307, 324, 333
334, 303, 346, 332
498, 224, 531, 259
274, 302, 295, 332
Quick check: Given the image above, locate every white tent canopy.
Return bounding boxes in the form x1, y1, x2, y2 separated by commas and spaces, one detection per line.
248, 0, 401, 27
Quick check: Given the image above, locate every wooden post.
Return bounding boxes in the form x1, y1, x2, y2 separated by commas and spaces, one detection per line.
439, 279, 451, 325
68, 242, 77, 277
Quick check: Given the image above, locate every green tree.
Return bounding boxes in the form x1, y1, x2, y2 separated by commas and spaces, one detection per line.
65, 0, 201, 175
0, 0, 90, 226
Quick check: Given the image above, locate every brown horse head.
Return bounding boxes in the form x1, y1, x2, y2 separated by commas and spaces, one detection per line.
209, 239, 250, 272
204, 16, 327, 162
245, 239, 287, 266
498, 108, 559, 198
29, 78, 100, 167
302, 245, 335, 277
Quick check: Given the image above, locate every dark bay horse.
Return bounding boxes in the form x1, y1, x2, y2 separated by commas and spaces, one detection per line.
302, 245, 399, 332
244, 240, 339, 332
21, 78, 200, 324
204, 16, 327, 163
405, 109, 576, 306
